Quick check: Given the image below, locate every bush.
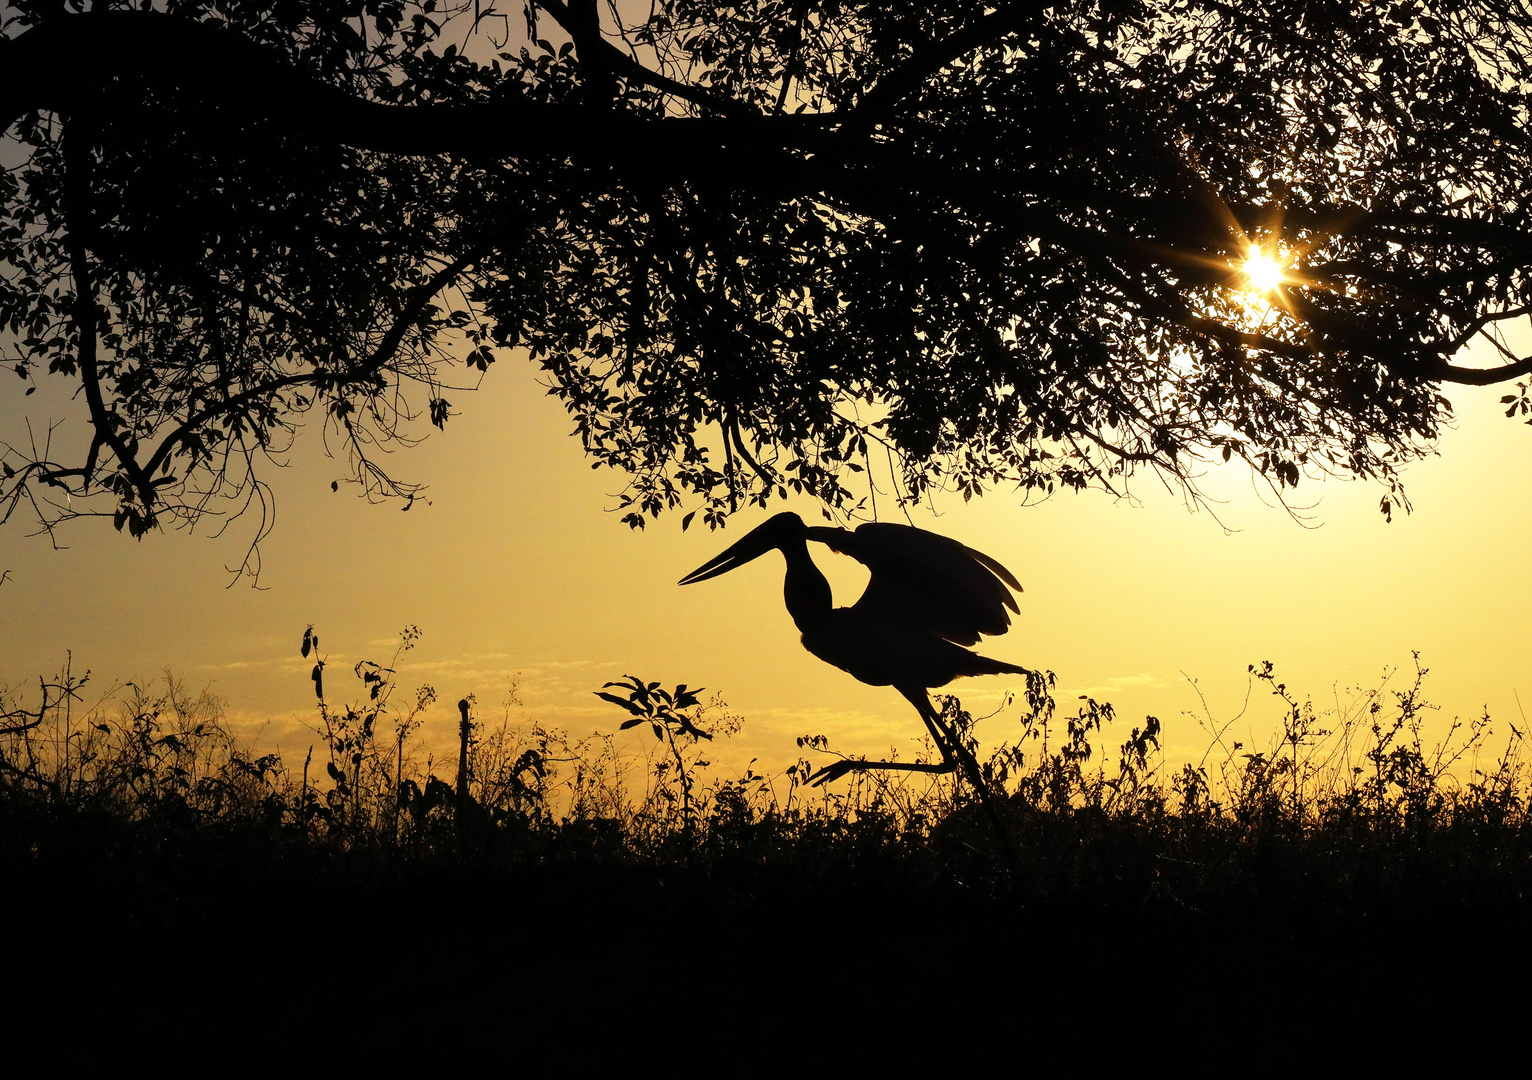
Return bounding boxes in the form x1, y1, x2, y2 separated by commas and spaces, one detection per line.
3, 638, 1529, 923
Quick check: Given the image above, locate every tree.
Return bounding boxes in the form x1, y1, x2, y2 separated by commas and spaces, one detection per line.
4, 0, 1532, 574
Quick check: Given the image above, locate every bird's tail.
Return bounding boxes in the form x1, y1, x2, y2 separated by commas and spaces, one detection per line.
956, 654, 1036, 680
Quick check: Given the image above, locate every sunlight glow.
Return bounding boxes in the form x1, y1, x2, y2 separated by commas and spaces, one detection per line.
1241, 249, 1285, 293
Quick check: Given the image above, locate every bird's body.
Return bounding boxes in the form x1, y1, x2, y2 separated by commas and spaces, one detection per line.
801, 605, 1031, 689
680, 511, 1033, 787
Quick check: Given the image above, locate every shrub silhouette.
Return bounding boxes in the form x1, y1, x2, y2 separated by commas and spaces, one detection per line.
3, 637, 1529, 928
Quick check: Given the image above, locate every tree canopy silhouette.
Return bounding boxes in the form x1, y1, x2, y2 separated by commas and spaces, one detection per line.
4, 0, 1532, 567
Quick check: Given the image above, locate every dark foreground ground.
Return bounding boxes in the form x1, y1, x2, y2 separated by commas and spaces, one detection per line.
9, 816, 1531, 1055
7, 669, 1531, 1054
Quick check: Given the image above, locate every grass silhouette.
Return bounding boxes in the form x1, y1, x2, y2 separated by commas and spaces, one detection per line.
4, 633, 1530, 1029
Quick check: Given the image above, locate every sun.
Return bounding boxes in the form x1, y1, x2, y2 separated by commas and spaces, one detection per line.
1241, 248, 1285, 293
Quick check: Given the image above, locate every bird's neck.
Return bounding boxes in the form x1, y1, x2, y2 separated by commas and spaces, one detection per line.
781, 537, 833, 633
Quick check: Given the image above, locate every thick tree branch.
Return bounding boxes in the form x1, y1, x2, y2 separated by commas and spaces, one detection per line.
1431, 355, 1532, 385
0, 12, 787, 170
60, 129, 159, 517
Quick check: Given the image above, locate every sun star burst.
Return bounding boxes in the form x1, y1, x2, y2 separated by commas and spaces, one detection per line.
1242, 249, 1285, 293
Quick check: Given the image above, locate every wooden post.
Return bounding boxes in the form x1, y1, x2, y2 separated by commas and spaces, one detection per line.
455, 699, 471, 828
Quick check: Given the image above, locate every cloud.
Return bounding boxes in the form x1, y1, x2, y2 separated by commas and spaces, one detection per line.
1075, 672, 1172, 697
198, 656, 294, 672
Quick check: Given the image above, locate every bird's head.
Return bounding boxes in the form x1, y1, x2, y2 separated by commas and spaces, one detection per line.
678, 512, 807, 585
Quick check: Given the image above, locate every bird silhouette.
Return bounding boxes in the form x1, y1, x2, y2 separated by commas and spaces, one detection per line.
679, 511, 1034, 786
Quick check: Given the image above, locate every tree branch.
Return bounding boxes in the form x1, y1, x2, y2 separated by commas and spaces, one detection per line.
533, 0, 759, 119
1431, 355, 1532, 385
0, 12, 792, 170
365, 248, 487, 379
60, 127, 159, 520
844, 2, 1054, 131
139, 372, 318, 484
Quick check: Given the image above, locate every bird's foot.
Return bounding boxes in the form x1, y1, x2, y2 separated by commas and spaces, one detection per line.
808, 758, 862, 787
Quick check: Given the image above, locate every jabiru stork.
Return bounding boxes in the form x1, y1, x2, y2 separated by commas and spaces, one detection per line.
678, 511, 1034, 788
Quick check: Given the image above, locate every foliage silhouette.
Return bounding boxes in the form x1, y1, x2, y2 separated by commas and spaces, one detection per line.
6, 2, 1532, 568
596, 675, 726, 826
4, 638, 1530, 925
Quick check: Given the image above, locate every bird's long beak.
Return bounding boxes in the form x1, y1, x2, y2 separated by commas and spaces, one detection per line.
678, 517, 791, 585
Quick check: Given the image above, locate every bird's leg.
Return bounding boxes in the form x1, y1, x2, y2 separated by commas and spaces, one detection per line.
901, 688, 989, 791
913, 696, 970, 774
901, 686, 1019, 870
803, 692, 1018, 870
808, 689, 992, 786
807, 753, 954, 788
805, 690, 974, 787
807, 700, 958, 785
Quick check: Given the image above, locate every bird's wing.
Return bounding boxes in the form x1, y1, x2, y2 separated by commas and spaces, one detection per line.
808, 522, 1022, 646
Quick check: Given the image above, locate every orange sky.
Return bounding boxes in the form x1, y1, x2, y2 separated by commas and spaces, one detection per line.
3, 323, 1531, 783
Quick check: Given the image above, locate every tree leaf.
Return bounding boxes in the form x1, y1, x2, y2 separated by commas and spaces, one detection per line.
595, 691, 647, 716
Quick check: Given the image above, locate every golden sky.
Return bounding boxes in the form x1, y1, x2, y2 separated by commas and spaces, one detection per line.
3, 321, 1530, 782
